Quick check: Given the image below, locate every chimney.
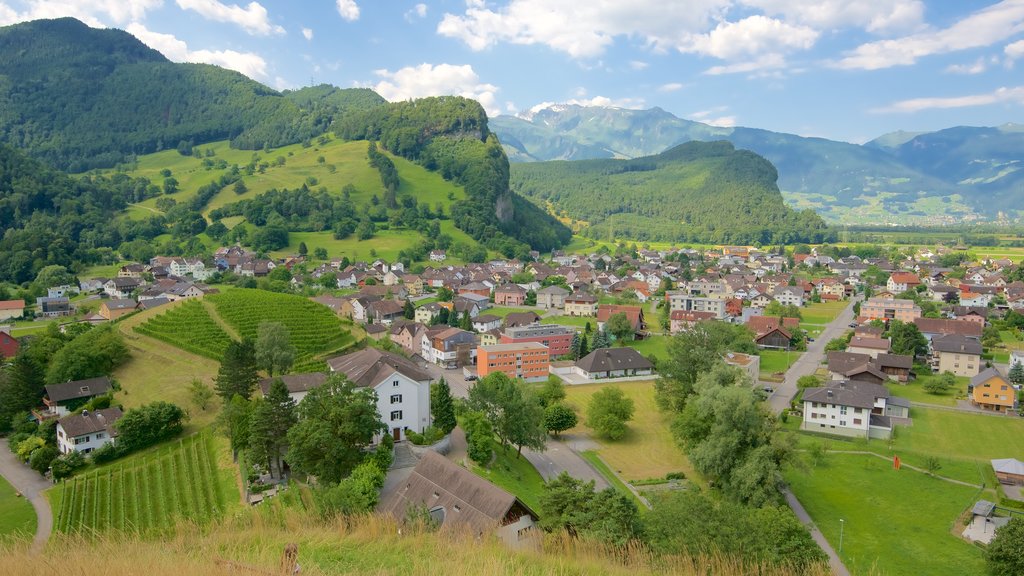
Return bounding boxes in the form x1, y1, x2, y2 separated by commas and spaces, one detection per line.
826, 390, 833, 399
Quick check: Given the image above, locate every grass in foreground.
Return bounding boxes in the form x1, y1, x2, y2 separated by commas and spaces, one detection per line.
469, 443, 546, 513
0, 474, 35, 540
785, 453, 983, 576
562, 380, 698, 484
0, 511, 833, 576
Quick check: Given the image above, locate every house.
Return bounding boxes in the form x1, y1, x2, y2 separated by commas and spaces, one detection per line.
574, 347, 654, 380
453, 296, 486, 319
723, 352, 760, 384
969, 368, 1017, 412
931, 334, 983, 377
773, 286, 805, 307
381, 451, 538, 548
563, 292, 598, 317
827, 351, 914, 383
103, 277, 141, 299
801, 380, 895, 439
367, 300, 405, 326
535, 285, 570, 310
860, 297, 922, 323
458, 282, 491, 299
0, 300, 24, 321
42, 377, 113, 418
992, 458, 1024, 485
415, 302, 443, 324
429, 250, 447, 262
669, 310, 717, 334
755, 327, 792, 350
949, 306, 988, 325
79, 278, 106, 293
494, 284, 527, 306
505, 311, 542, 328
500, 324, 574, 357
887, 272, 921, 293
118, 264, 146, 278
596, 305, 646, 335
425, 327, 478, 368
36, 296, 72, 317
0, 327, 18, 358
665, 292, 727, 319
56, 408, 123, 455
326, 348, 433, 442
99, 299, 137, 321
258, 373, 328, 405
471, 314, 502, 333
747, 316, 800, 335
847, 336, 890, 358
913, 317, 983, 342
477, 342, 550, 382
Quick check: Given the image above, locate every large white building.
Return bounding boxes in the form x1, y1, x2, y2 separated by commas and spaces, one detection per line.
664, 292, 727, 319
56, 408, 123, 455
801, 380, 907, 439
327, 348, 433, 442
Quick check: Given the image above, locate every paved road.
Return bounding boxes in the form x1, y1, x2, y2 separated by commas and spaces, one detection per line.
0, 442, 52, 553
784, 488, 851, 576
768, 296, 861, 414
522, 434, 609, 490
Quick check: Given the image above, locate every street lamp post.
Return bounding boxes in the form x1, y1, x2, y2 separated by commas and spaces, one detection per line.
839, 519, 845, 553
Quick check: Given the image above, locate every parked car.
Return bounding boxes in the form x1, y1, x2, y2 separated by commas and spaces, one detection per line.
848, 322, 858, 328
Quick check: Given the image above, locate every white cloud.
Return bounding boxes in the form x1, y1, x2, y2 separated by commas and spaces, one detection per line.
175, 0, 283, 35
629, 60, 649, 70
564, 95, 645, 108
437, 0, 731, 58
688, 106, 736, 126
0, 0, 162, 26
657, 82, 684, 92
680, 15, 818, 61
126, 22, 268, 80
1007, 39, 1024, 60
336, 0, 359, 21
871, 86, 1024, 113
372, 63, 501, 116
407, 3, 427, 18
740, 0, 924, 33
833, 0, 1024, 70
944, 58, 986, 75
302, 27, 313, 40
704, 53, 787, 75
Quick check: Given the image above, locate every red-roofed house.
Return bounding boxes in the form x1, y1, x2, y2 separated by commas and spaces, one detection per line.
597, 305, 646, 335
887, 272, 921, 293
0, 300, 24, 321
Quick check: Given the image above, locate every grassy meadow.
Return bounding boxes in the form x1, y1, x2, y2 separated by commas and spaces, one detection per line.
0, 475, 35, 541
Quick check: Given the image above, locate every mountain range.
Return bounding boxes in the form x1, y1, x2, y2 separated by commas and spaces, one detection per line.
492, 106, 1024, 226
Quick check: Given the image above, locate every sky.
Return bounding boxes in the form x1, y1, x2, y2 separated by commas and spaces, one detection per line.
0, 0, 1022, 143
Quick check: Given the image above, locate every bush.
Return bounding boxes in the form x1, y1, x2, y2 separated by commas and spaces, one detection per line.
6, 432, 30, 453
407, 426, 445, 446
90, 442, 121, 465
50, 451, 85, 480
28, 445, 59, 475
665, 471, 686, 480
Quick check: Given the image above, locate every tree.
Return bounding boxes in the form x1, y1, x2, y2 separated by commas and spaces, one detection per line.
988, 516, 1024, 576
285, 375, 386, 484
655, 321, 755, 412
543, 403, 577, 436
313, 247, 328, 260
923, 371, 956, 395
233, 180, 248, 195
29, 445, 59, 475
886, 320, 928, 357
461, 410, 494, 465
605, 312, 634, 341
115, 402, 186, 454
403, 300, 415, 320
44, 325, 129, 384
298, 241, 308, 256
824, 337, 848, 352
431, 378, 457, 434
215, 339, 259, 400
189, 379, 214, 411
0, 352, 45, 434
218, 394, 253, 457
586, 387, 634, 440
248, 379, 297, 479
1009, 362, 1024, 386
539, 472, 642, 546
535, 377, 566, 407
468, 372, 546, 456
255, 322, 296, 377
590, 329, 610, 350
797, 375, 822, 389
569, 332, 582, 360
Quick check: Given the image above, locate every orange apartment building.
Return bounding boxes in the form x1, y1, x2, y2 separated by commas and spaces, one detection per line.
476, 342, 550, 382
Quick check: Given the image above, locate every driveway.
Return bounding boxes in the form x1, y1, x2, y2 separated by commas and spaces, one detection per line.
522, 433, 610, 490
0, 442, 52, 553
768, 297, 861, 414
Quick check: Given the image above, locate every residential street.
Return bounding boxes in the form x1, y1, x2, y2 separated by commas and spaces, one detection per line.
0, 442, 52, 553
768, 296, 861, 414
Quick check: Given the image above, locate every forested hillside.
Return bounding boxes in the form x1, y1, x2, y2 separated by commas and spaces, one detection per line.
511, 141, 833, 244
0, 18, 381, 171
335, 96, 572, 256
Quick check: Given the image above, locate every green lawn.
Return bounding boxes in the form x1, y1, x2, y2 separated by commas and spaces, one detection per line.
785, 453, 983, 576
544, 315, 597, 329
623, 336, 671, 361
485, 306, 544, 319
801, 300, 849, 326
0, 474, 35, 540
886, 374, 968, 407
580, 450, 646, 509
562, 380, 698, 484
469, 443, 546, 513
759, 349, 801, 379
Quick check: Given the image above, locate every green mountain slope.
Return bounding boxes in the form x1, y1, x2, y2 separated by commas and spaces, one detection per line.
510, 141, 832, 244
0, 18, 381, 171
491, 105, 1019, 225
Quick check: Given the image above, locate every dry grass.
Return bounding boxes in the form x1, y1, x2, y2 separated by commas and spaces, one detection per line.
0, 511, 831, 576
562, 380, 698, 483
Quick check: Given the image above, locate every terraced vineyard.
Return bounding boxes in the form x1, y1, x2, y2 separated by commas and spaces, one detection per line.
133, 300, 232, 361
207, 289, 353, 371
52, 434, 233, 535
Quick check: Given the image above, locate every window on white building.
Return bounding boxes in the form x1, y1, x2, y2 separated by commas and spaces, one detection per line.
391, 394, 402, 404
390, 410, 403, 421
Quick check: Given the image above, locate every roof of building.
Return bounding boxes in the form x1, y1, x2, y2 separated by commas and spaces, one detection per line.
890, 272, 921, 283
44, 377, 113, 403
971, 367, 1006, 387
828, 351, 873, 373
576, 347, 653, 374
803, 380, 889, 410
932, 334, 983, 355
670, 310, 718, 322
747, 315, 800, 335
596, 304, 644, 329
848, 336, 890, 351
972, 500, 996, 517
913, 317, 983, 338
722, 352, 757, 367
536, 285, 570, 296
505, 311, 542, 327
57, 407, 123, 438
875, 353, 914, 370
258, 372, 328, 396
0, 300, 24, 310
992, 458, 1024, 476
327, 348, 433, 387
382, 451, 534, 535
137, 297, 171, 310
495, 283, 526, 294
104, 298, 137, 311
888, 396, 911, 409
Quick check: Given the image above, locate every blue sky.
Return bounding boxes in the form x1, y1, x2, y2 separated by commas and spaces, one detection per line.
1, 0, 1022, 143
